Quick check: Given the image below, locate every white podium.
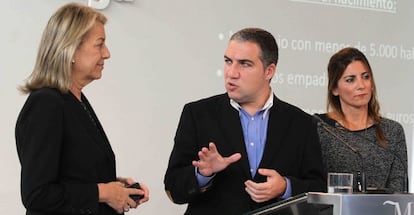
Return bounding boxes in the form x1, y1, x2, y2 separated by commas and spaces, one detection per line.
245, 192, 414, 215
307, 192, 414, 215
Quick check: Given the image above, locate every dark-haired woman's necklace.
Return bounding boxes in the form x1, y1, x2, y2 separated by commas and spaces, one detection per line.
364, 118, 373, 137
364, 125, 368, 138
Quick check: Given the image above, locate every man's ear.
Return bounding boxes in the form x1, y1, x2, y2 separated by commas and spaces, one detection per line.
265, 63, 276, 80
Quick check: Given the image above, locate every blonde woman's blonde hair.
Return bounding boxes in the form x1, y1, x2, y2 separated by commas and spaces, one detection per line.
19, 3, 107, 94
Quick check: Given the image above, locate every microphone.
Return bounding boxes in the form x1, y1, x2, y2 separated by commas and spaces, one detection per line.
353, 130, 409, 193
313, 114, 367, 193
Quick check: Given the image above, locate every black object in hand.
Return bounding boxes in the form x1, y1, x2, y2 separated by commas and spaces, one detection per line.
127, 182, 144, 201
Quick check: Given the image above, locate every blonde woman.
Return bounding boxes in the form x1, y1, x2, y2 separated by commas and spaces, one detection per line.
15, 3, 149, 214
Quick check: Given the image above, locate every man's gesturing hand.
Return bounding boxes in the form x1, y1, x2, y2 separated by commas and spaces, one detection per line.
244, 168, 287, 203
192, 142, 241, 176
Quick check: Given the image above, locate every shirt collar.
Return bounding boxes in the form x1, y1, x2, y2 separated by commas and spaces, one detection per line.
230, 88, 274, 118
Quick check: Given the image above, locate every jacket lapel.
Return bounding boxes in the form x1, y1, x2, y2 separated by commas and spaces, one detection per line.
64, 92, 115, 161
258, 96, 290, 169
217, 95, 252, 179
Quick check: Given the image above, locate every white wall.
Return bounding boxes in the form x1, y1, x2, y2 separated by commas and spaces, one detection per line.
1, 0, 413, 214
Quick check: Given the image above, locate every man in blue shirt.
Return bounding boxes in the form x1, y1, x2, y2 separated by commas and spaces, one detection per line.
164, 27, 326, 214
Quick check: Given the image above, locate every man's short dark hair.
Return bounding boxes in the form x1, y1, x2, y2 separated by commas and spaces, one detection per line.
230, 28, 279, 67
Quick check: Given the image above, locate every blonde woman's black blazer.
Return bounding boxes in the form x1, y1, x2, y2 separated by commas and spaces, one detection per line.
16, 87, 120, 215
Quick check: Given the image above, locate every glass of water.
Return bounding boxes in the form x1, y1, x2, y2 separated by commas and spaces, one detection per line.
327, 173, 353, 194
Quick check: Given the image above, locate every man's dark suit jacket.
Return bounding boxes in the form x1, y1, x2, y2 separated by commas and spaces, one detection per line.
164, 93, 326, 215
15, 87, 120, 215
